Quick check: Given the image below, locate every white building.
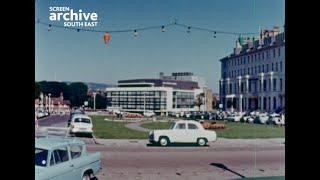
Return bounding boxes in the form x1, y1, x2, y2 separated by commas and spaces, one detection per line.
219, 26, 285, 112
105, 78, 201, 115
160, 72, 208, 89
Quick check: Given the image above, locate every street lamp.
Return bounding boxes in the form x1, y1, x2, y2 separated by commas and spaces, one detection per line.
93, 92, 97, 111
48, 93, 51, 113
143, 92, 146, 114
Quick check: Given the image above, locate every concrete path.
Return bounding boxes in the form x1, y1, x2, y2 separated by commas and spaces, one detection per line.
125, 122, 150, 132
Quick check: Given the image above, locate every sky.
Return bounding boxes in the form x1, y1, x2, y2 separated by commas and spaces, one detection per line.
35, 0, 285, 92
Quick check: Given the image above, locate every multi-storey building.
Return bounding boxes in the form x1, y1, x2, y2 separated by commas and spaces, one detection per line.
219, 26, 285, 112
106, 77, 200, 115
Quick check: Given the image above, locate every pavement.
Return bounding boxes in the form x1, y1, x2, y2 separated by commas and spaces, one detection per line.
36, 115, 285, 180
125, 122, 151, 132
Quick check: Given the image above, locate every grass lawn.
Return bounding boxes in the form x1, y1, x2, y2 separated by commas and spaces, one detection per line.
141, 121, 174, 130
90, 115, 148, 139
141, 121, 285, 139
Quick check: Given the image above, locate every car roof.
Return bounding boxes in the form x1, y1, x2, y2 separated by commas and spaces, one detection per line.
35, 137, 85, 150
175, 120, 199, 124
71, 114, 91, 119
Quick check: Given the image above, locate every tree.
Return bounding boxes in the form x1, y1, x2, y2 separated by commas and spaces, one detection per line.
38, 81, 71, 99
35, 82, 41, 98
69, 82, 88, 107
195, 93, 204, 111
88, 93, 107, 109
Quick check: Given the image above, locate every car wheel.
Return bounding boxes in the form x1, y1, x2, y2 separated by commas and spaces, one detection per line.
197, 138, 207, 146
159, 137, 169, 147
82, 173, 90, 180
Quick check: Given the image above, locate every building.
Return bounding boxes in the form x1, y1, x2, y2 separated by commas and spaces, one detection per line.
105, 73, 212, 115
219, 26, 285, 112
160, 72, 208, 88
35, 92, 71, 113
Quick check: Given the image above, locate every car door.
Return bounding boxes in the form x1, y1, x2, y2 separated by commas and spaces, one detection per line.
187, 123, 200, 143
173, 122, 187, 142
68, 144, 85, 179
48, 146, 75, 180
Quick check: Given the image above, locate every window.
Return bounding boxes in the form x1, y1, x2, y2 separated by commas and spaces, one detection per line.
269, 79, 272, 91
251, 67, 254, 75
263, 97, 267, 110
249, 82, 251, 92
262, 52, 264, 59
248, 68, 250, 75
273, 78, 277, 91
188, 123, 198, 129
258, 53, 260, 60
255, 67, 257, 74
251, 55, 253, 63
280, 78, 283, 91
273, 97, 277, 109
263, 79, 267, 91
35, 148, 48, 167
273, 49, 276, 57
276, 62, 278, 71
229, 83, 232, 94
280, 61, 283, 72
272, 63, 274, 71
262, 65, 265, 72
52, 147, 69, 165
175, 123, 186, 129
70, 145, 82, 159
278, 48, 281, 57
267, 64, 269, 72
258, 66, 261, 73
74, 118, 91, 124
255, 54, 257, 62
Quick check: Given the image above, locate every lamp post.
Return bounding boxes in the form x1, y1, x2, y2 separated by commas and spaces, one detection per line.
143, 92, 146, 114
48, 93, 51, 114
93, 92, 97, 111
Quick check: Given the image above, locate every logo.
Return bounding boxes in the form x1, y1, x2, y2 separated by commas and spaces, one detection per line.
49, 7, 98, 27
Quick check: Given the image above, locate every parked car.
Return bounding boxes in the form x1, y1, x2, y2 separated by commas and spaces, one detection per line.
254, 113, 269, 124
226, 114, 242, 122
35, 137, 101, 180
69, 114, 93, 136
143, 110, 155, 117
36, 111, 46, 119
267, 113, 284, 125
148, 120, 217, 146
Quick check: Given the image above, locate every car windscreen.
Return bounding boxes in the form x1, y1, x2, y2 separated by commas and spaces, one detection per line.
35, 148, 48, 167
74, 118, 91, 123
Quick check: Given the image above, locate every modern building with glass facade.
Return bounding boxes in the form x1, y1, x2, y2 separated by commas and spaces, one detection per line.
219, 26, 285, 112
105, 78, 200, 115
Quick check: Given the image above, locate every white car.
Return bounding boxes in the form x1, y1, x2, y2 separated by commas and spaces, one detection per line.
226, 114, 242, 122
69, 114, 93, 135
256, 113, 269, 124
267, 113, 285, 125
143, 110, 155, 117
148, 120, 217, 146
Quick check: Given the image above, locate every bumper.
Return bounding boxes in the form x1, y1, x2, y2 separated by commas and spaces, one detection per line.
70, 129, 93, 134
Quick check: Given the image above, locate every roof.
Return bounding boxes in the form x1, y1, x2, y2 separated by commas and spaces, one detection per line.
35, 137, 85, 150
71, 114, 91, 119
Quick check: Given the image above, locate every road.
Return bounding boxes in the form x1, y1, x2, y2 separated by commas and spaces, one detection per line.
38, 115, 285, 180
